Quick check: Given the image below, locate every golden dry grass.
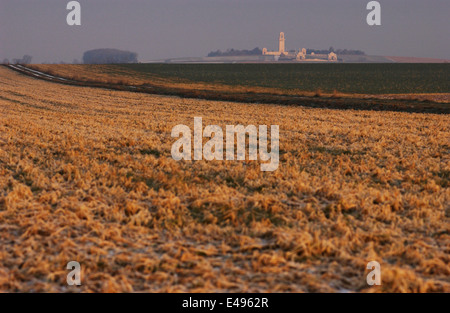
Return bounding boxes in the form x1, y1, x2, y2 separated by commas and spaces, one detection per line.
0, 67, 449, 292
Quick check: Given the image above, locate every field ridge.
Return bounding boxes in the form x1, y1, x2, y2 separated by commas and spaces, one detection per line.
4, 64, 450, 115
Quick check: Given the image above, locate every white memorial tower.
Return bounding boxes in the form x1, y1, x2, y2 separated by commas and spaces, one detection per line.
279, 32, 286, 54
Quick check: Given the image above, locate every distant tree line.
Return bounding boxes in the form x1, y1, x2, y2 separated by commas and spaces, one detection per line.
207, 47, 262, 57
307, 47, 365, 55
83, 49, 138, 64
1, 55, 33, 65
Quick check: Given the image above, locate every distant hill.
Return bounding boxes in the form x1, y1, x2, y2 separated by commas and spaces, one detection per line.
386, 56, 450, 63
208, 47, 365, 57
161, 55, 392, 63
149, 54, 449, 64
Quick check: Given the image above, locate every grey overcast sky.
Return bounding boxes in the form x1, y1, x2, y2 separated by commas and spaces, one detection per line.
0, 0, 449, 63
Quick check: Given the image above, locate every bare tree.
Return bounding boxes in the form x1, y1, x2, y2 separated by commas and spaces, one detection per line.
21, 55, 32, 64
11, 55, 32, 64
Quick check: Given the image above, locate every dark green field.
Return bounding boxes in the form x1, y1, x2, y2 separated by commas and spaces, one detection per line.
119, 63, 450, 94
